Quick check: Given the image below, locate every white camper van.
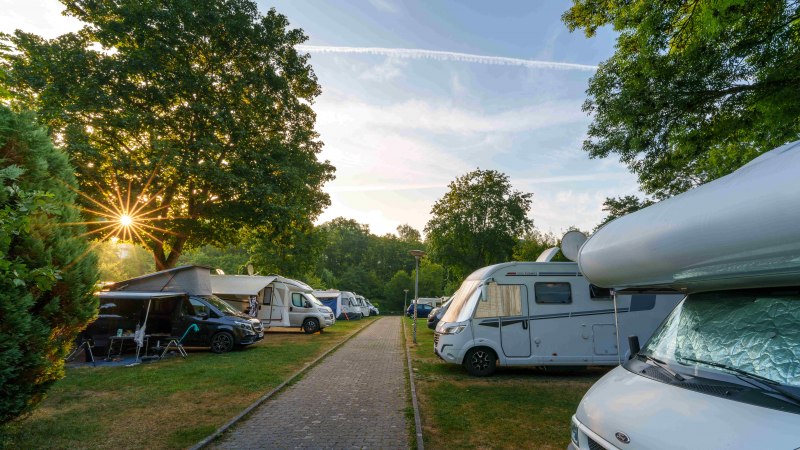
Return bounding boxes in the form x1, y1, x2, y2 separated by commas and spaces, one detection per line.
434, 257, 683, 376
211, 275, 334, 334
355, 294, 371, 317
569, 140, 800, 450
313, 290, 362, 320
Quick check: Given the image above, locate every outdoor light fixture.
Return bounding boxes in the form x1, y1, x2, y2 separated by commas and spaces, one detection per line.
403, 288, 409, 318
409, 249, 426, 344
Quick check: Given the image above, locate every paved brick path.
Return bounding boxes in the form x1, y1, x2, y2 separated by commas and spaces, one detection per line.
212, 317, 409, 449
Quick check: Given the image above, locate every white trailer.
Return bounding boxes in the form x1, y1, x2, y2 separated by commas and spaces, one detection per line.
211, 275, 335, 334
313, 290, 362, 320
434, 257, 683, 376
569, 140, 800, 450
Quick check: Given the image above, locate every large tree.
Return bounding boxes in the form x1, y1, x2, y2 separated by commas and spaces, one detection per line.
425, 169, 533, 278
563, 0, 800, 199
0, 106, 98, 424
1, 0, 334, 269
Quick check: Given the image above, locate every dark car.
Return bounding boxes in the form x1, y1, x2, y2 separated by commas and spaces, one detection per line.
87, 291, 264, 354
427, 298, 452, 330
406, 303, 434, 318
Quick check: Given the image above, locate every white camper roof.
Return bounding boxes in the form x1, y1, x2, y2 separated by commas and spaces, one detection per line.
579, 140, 800, 293
109, 265, 213, 295
210, 274, 314, 296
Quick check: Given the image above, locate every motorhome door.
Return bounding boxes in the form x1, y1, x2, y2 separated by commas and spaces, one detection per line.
481, 284, 531, 358
262, 286, 282, 324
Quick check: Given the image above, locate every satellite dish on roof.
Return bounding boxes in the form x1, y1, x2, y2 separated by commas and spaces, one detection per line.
247, 263, 254, 276
560, 230, 588, 262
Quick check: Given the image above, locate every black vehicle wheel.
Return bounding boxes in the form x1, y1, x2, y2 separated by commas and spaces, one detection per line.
211, 331, 235, 353
464, 347, 497, 377
302, 318, 320, 334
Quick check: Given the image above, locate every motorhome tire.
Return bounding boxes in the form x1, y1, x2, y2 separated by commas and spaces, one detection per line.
211, 331, 235, 353
302, 318, 320, 334
464, 347, 497, 377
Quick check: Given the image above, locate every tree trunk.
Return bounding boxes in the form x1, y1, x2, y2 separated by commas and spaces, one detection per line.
151, 236, 188, 271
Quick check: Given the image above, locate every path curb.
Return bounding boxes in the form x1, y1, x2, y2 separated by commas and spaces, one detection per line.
402, 317, 425, 450
190, 318, 381, 450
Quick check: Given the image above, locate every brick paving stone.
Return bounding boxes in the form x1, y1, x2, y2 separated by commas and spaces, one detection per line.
212, 317, 409, 450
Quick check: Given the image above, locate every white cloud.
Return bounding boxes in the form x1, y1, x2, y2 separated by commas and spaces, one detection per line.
367, 0, 400, 14
359, 56, 407, 82
0, 0, 83, 38
297, 45, 599, 72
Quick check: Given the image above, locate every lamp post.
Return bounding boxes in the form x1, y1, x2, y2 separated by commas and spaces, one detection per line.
409, 249, 426, 344
403, 289, 409, 317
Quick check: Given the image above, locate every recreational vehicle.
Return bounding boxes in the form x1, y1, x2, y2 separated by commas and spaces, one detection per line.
569, 140, 800, 450
434, 258, 683, 376
211, 275, 335, 334
87, 266, 264, 353
314, 290, 362, 320
355, 294, 371, 317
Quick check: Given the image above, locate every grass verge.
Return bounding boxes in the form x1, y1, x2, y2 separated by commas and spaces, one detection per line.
403, 317, 608, 449
0, 317, 377, 450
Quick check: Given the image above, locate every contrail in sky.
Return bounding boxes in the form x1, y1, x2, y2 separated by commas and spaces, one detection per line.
296, 45, 598, 72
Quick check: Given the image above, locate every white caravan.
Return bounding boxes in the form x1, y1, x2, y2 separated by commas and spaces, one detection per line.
434, 258, 683, 376
313, 290, 362, 320
354, 294, 370, 317
569, 140, 800, 450
211, 275, 335, 334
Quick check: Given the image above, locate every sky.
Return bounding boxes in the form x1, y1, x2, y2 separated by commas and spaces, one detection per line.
0, 0, 639, 237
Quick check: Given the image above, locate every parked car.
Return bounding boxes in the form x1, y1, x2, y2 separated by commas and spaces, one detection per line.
427, 297, 452, 330
406, 303, 434, 318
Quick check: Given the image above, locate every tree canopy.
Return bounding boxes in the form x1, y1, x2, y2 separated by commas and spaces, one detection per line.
1, 0, 334, 269
425, 169, 533, 278
0, 106, 98, 424
563, 0, 800, 199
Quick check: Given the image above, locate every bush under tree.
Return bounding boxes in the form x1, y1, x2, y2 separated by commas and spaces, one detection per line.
0, 106, 99, 424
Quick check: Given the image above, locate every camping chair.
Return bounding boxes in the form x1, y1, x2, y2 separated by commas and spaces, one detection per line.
65, 337, 96, 367
159, 324, 199, 359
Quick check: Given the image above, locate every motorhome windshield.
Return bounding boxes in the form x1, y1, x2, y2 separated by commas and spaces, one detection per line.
306, 294, 324, 307
641, 289, 800, 388
440, 280, 482, 323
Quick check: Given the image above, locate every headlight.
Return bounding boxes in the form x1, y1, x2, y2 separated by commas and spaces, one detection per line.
235, 321, 253, 332
570, 417, 579, 446
441, 324, 465, 335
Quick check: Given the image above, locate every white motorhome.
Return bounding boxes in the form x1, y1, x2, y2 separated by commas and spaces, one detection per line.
568, 140, 800, 450
434, 257, 683, 376
313, 290, 362, 320
211, 275, 334, 334
354, 294, 371, 317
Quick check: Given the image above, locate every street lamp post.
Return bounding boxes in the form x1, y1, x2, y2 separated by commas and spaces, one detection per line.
403, 289, 409, 317
409, 249, 426, 344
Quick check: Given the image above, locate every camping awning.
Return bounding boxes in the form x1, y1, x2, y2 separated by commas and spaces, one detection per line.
210, 275, 277, 296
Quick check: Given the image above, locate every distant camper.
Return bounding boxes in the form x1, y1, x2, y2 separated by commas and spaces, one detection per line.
434, 253, 683, 376
211, 275, 335, 334
313, 290, 362, 320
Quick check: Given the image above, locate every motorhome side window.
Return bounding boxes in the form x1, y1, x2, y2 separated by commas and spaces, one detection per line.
292, 293, 304, 308
262, 287, 273, 305
534, 282, 572, 304
589, 284, 611, 300
475, 284, 524, 318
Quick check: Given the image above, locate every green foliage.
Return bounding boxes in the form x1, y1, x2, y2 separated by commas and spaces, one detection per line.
0, 106, 98, 424
244, 219, 325, 280
563, 0, 800, 199
384, 270, 414, 312
425, 169, 533, 278
594, 195, 654, 230
96, 241, 154, 282
178, 243, 249, 276
512, 229, 562, 261
1, 0, 334, 269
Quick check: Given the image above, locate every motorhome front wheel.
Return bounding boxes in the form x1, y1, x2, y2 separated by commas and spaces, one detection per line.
464, 347, 497, 377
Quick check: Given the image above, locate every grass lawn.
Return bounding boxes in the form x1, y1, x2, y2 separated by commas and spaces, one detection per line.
0, 317, 377, 450
403, 317, 609, 449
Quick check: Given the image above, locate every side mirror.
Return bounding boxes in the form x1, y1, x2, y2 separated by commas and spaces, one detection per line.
197, 312, 209, 320
628, 335, 641, 359
304, 301, 312, 308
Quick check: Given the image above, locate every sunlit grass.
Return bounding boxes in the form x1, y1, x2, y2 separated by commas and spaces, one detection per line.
0, 317, 377, 450
403, 317, 608, 449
